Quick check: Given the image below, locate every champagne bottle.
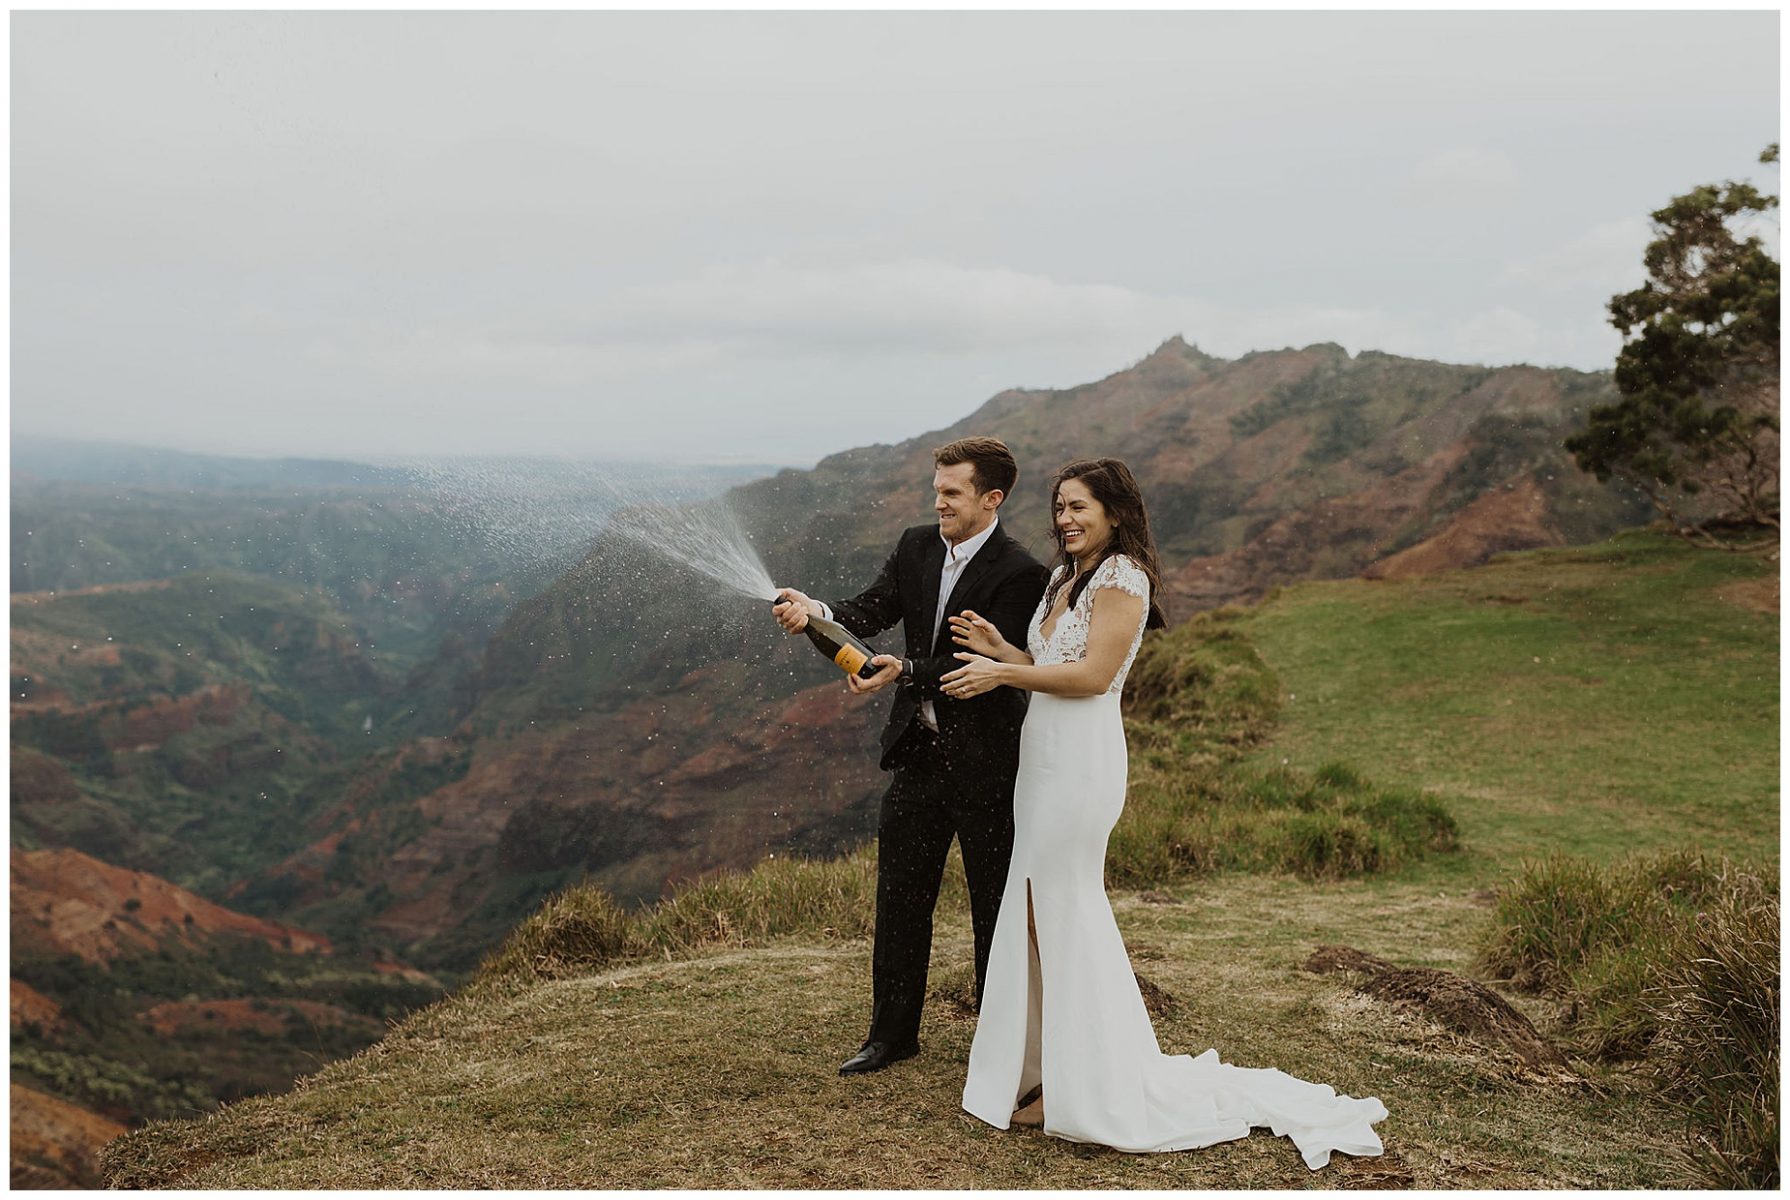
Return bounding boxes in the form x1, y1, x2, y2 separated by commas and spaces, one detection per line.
774, 600, 881, 679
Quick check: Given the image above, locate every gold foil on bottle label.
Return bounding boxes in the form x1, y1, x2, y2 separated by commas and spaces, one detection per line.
834, 645, 869, 674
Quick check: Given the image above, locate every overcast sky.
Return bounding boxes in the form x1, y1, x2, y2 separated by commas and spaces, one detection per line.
11, 10, 1780, 466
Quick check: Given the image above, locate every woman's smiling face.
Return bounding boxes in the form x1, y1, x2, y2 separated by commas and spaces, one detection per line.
1054, 477, 1116, 562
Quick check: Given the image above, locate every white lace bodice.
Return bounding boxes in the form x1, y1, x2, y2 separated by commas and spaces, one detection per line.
1026, 554, 1151, 695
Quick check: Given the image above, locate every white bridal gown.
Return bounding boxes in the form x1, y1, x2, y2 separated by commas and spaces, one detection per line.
960, 555, 1389, 1170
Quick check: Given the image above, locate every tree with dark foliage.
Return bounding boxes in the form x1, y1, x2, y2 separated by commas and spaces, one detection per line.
1567, 146, 1780, 546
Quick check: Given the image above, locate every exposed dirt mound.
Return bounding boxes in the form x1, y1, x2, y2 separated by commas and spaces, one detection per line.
1305, 944, 1564, 1067
1133, 971, 1180, 1019
1359, 969, 1565, 1067
1304, 945, 1395, 975
1330, 1145, 1415, 1189
11, 980, 62, 1034
1363, 477, 1561, 581
136, 997, 380, 1039
925, 965, 978, 1019
930, 961, 1178, 1021
10, 1083, 126, 1189
10, 847, 333, 964
1716, 574, 1778, 614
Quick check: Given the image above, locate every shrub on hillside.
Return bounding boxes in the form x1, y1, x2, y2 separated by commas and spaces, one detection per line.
1475, 850, 1739, 1056
1108, 761, 1459, 887
11, 1045, 213, 1122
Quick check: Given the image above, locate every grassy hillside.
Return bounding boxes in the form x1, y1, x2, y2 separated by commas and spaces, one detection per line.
101, 530, 1778, 1188
1235, 529, 1777, 865
102, 884, 1644, 1189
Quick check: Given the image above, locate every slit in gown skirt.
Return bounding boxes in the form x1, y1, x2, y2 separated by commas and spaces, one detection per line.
960, 690, 1389, 1170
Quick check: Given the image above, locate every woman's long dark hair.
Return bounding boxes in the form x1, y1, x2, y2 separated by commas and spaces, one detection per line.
1042, 457, 1168, 629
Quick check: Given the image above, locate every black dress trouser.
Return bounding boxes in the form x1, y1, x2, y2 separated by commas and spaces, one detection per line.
867, 721, 1017, 1049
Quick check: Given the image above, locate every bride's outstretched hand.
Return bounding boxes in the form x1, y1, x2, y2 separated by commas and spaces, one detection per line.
949, 610, 1007, 658
941, 652, 1002, 699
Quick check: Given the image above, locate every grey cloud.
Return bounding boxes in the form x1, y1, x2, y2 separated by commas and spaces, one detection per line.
11, 10, 1779, 465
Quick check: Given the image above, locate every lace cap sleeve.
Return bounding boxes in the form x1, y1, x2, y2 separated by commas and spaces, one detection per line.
1092, 554, 1150, 602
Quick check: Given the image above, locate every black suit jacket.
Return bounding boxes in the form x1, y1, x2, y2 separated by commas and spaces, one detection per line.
829, 522, 1050, 773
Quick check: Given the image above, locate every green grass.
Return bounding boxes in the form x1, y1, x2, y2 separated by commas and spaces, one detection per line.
1110, 762, 1459, 886
1233, 530, 1777, 868
1116, 605, 1461, 885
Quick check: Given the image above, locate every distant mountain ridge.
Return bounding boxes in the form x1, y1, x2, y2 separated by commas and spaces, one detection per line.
233, 338, 1653, 968
10, 436, 414, 491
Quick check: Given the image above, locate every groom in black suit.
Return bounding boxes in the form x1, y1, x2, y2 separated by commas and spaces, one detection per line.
775, 437, 1049, 1075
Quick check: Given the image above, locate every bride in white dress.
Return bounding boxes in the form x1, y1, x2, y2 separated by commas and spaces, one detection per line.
939, 457, 1388, 1171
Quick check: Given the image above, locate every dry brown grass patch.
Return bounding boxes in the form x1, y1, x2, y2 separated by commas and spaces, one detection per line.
104, 880, 1693, 1189
1715, 573, 1778, 614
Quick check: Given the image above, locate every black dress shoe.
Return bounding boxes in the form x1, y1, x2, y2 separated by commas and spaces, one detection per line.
838, 1040, 920, 1075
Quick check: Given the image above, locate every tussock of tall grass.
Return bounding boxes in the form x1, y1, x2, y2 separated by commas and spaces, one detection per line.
1109, 761, 1460, 887
477, 848, 884, 988
1651, 876, 1780, 1189
646, 850, 886, 952
1124, 605, 1283, 766
1476, 851, 1778, 1188
1475, 850, 1746, 1053
476, 885, 641, 986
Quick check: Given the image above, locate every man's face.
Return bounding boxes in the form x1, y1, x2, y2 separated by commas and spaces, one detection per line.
934, 462, 1000, 544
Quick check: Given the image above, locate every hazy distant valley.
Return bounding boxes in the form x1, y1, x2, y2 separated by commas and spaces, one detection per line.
7, 441, 774, 1185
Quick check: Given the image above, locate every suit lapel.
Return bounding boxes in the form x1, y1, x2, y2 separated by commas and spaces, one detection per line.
915, 531, 947, 654
933, 528, 1008, 656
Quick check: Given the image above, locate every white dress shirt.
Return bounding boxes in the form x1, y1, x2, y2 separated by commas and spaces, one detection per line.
920, 517, 1000, 730
822, 517, 1001, 732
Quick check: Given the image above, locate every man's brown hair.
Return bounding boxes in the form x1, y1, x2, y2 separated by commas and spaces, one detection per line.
933, 436, 1019, 500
